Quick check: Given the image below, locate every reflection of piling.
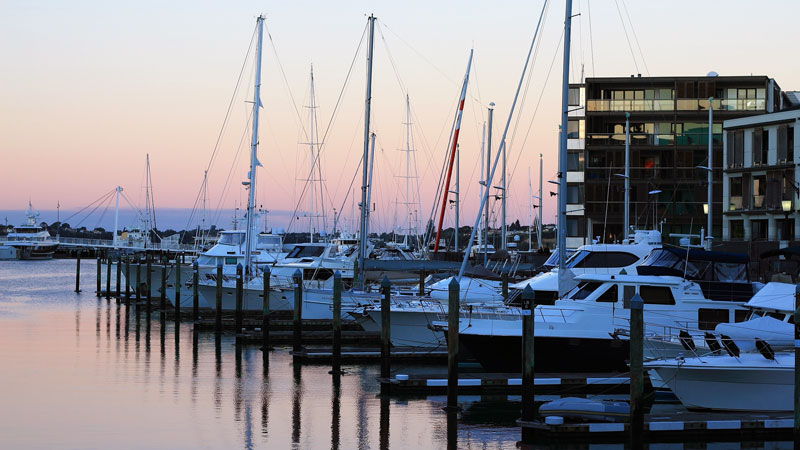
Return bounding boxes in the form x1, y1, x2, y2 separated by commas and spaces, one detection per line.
192, 261, 199, 321
332, 271, 342, 374
262, 267, 271, 353
521, 286, 535, 443
215, 263, 223, 333
174, 254, 181, 322
235, 263, 243, 333
96, 254, 101, 297
75, 250, 81, 293
145, 253, 152, 312
135, 259, 141, 302
160, 256, 167, 315
293, 270, 303, 357
446, 277, 459, 411
418, 269, 425, 296
380, 276, 391, 395
629, 293, 644, 447
115, 255, 121, 298
105, 251, 111, 300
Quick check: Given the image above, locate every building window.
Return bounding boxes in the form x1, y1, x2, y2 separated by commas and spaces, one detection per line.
568, 87, 581, 106
729, 177, 742, 210
778, 125, 790, 163
566, 217, 585, 238
566, 184, 584, 204
567, 119, 584, 139
730, 220, 744, 239
752, 128, 768, 166
751, 219, 768, 240
788, 126, 795, 163
752, 175, 766, 208
779, 219, 794, 241
567, 150, 584, 172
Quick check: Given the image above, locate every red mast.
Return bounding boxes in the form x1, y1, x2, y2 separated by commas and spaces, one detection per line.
433, 50, 473, 252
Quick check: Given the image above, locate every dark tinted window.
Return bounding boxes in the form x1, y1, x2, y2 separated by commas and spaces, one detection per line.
573, 251, 639, 268
698, 308, 729, 331
571, 282, 601, 300
286, 245, 326, 258
596, 285, 618, 302
640, 286, 675, 305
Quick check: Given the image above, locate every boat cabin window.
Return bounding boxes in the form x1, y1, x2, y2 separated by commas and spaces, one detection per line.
639, 285, 675, 305
286, 245, 326, 259
595, 284, 618, 302
698, 308, 729, 330
570, 282, 602, 300
766, 312, 786, 321
225, 257, 238, 265
219, 233, 246, 245
566, 251, 639, 269
256, 235, 282, 249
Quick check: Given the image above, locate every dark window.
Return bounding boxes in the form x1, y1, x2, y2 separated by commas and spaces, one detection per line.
596, 284, 618, 302
734, 130, 744, 167
571, 282, 602, 300
566, 217, 585, 238
572, 251, 639, 268
567, 150, 584, 171
568, 87, 581, 106
639, 286, 675, 305
566, 184, 583, 204
698, 308, 729, 331
224, 257, 237, 265
778, 125, 789, 162
752, 219, 768, 240
734, 309, 749, 323
729, 220, 744, 240
567, 119, 584, 139
286, 245, 326, 258
788, 126, 795, 163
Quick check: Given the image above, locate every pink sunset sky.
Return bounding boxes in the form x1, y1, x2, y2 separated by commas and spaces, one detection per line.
2, 1, 799, 232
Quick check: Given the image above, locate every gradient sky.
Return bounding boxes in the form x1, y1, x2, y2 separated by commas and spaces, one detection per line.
3, 1, 800, 232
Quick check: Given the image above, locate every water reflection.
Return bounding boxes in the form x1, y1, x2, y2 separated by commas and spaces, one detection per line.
379, 394, 390, 450
331, 373, 340, 450
292, 363, 302, 445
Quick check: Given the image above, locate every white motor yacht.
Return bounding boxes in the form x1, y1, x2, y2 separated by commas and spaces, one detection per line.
2, 202, 59, 260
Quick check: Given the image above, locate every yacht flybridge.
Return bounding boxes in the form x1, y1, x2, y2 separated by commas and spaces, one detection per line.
3, 202, 59, 260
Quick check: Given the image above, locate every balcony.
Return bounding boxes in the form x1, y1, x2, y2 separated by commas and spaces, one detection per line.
586, 99, 674, 112
585, 98, 765, 112
587, 133, 722, 146
677, 98, 765, 112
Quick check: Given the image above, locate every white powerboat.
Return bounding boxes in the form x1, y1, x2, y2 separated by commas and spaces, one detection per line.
2, 202, 59, 260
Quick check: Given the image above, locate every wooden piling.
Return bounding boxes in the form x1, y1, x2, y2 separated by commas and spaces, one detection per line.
146, 253, 152, 311
215, 263, 223, 333
446, 277, 459, 411
418, 269, 425, 297
235, 263, 243, 333
262, 266, 271, 352
105, 251, 111, 299
174, 254, 181, 322
160, 256, 167, 314
501, 271, 509, 300
293, 269, 303, 357
96, 254, 101, 297
794, 284, 800, 443
74, 250, 81, 293
629, 293, 644, 447
124, 257, 130, 303
380, 276, 391, 395
135, 259, 141, 301
521, 285, 535, 442
115, 255, 121, 298
192, 261, 199, 321
332, 271, 342, 374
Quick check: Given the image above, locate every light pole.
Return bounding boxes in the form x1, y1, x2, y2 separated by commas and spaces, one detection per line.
697, 165, 713, 249
782, 200, 793, 241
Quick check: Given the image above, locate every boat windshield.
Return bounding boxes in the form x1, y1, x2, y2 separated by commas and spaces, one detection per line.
218, 233, 245, 246
567, 282, 603, 300
565, 250, 639, 269
256, 235, 282, 249
542, 248, 575, 268
12, 227, 41, 234
285, 245, 326, 259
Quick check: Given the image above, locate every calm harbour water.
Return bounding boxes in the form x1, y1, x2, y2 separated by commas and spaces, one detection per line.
0, 259, 792, 449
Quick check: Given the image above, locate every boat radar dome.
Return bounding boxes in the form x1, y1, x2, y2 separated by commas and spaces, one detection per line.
707, 71, 719, 77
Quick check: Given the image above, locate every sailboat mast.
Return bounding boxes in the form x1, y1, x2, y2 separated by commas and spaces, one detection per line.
244, 15, 265, 275
144, 154, 151, 249
557, 0, 573, 271
358, 15, 376, 282
404, 95, 411, 248
308, 64, 317, 244
528, 167, 533, 251
433, 49, 473, 252
113, 186, 121, 248
454, 144, 459, 251
538, 153, 543, 249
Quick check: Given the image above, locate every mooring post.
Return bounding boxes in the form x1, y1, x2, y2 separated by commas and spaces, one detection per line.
115, 255, 121, 299
501, 271, 509, 300
380, 276, 391, 395
262, 266, 271, 352
521, 285, 535, 443
446, 277, 460, 412
293, 269, 303, 358
96, 253, 101, 297
353, 260, 359, 290
332, 271, 342, 374
629, 293, 644, 447
192, 261, 199, 322
146, 253, 152, 311
105, 251, 111, 300
794, 284, 800, 443
235, 263, 243, 333
75, 250, 81, 293
135, 258, 141, 302
215, 262, 223, 334
418, 269, 425, 297
124, 256, 130, 303
174, 254, 181, 322
160, 255, 167, 315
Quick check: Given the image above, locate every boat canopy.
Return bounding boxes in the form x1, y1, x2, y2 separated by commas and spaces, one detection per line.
744, 282, 794, 312
636, 246, 749, 282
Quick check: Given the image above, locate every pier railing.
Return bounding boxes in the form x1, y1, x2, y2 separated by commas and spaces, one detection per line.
0, 236, 196, 252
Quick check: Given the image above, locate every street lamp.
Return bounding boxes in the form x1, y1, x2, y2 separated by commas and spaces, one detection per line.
703, 203, 709, 215
782, 200, 793, 240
